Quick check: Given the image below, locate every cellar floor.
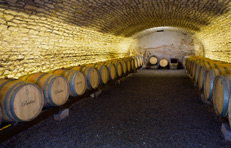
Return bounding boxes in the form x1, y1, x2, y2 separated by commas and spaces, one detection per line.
1, 69, 231, 148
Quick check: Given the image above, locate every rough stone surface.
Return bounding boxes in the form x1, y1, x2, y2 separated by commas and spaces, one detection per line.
0, 0, 231, 77
1, 70, 231, 147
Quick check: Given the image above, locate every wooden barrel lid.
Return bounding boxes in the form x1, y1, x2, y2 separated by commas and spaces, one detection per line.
149, 56, 158, 65
159, 58, 168, 67
120, 60, 127, 74
100, 65, 109, 84
213, 77, 225, 115
204, 72, 211, 100
0, 79, 44, 122
198, 67, 204, 91
49, 76, 69, 106
113, 61, 122, 77
12, 83, 44, 121
105, 63, 116, 80
213, 75, 230, 117
126, 60, 131, 72
53, 69, 87, 97
89, 68, 100, 89
22, 73, 69, 106
73, 71, 87, 95
82, 67, 100, 89
110, 64, 116, 80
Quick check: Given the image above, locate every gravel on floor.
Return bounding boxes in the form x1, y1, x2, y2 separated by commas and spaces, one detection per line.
1, 69, 231, 148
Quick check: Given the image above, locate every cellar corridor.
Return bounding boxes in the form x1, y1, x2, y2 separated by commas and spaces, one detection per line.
1, 70, 231, 148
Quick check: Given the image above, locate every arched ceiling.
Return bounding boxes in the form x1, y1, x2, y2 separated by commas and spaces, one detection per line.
132, 27, 195, 39
70, 0, 231, 36
1, 0, 231, 37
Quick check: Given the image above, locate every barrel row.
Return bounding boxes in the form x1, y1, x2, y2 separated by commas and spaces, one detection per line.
185, 55, 231, 127
0, 56, 143, 123
148, 55, 169, 68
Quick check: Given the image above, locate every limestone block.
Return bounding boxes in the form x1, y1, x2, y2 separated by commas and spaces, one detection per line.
6, 0, 17, 3
0, 18, 6, 24
17, 12, 29, 18
24, 4, 38, 11
34, 0, 44, 5
4, 14, 14, 21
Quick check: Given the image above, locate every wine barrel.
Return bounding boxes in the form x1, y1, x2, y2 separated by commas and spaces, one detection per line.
125, 59, 131, 72
130, 58, 135, 70
20, 73, 69, 106
213, 75, 230, 117
119, 59, 127, 74
94, 64, 109, 84
112, 60, 123, 77
52, 69, 87, 97
159, 58, 169, 68
191, 58, 211, 80
198, 62, 230, 91
132, 57, 138, 69
194, 59, 214, 84
0, 79, 44, 122
137, 56, 141, 67
140, 56, 144, 66
204, 67, 231, 101
104, 62, 116, 80
136, 57, 140, 67
72, 66, 100, 90
149, 56, 158, 65
186, 56, 209, 77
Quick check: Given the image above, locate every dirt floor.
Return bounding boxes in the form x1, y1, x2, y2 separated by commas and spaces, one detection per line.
1, 69, 231, 148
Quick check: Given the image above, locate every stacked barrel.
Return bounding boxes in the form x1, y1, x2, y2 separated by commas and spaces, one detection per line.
0, 56, 143, 124
147, 56, 169, 69
185, 55, 231, 127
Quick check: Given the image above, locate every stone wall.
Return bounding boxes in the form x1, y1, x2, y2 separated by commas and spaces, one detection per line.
1, 0, 231, 78
197, 9, 231, 63
0, 1, 134, 78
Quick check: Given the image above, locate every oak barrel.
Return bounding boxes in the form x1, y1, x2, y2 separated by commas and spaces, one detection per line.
20, 73, 69, 106
104, 62, 116, 80
130, 58, 135, 70
52, 69, 87, 97
136, 57, 141, 67
73, 66, 100, 90
198, 62, 230, 91
213, 75, 230, 117
125, 59, 131, 72
112, 60, 123, 77
149, 56, 158, 65
204, 67, 231, 101
159, 58, 169, 68
119, 59, 127, 74
0, 79, 44, 122
133, 57, 138, 69
94, 64, 109, 84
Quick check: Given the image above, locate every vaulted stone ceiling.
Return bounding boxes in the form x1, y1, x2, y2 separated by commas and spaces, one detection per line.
1, 0, 231, 37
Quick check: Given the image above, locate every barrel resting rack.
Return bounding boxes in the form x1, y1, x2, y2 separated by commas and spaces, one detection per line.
0, 68, 140, 143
